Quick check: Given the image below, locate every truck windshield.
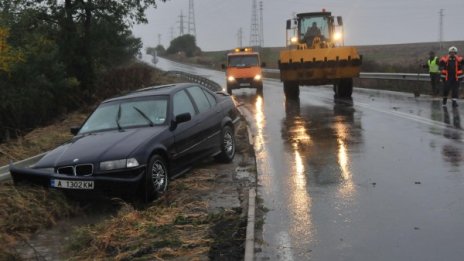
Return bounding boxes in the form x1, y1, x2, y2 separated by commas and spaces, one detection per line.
300, 16, 329, 42
228, 55, 259, 67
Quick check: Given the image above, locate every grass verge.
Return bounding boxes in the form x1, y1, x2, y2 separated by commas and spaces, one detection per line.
0, 183, 81, 259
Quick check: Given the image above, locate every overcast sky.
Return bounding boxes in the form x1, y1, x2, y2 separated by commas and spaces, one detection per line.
132, 0, 464, 51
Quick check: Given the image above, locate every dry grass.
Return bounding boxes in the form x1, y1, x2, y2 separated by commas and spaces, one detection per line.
0, 111, 88, 166
66, 169, 225, 260
0, 183, 81, 259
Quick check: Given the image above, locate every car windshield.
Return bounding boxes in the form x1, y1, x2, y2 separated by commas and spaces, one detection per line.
79, 96, 168, 134
228, 55, 259, 67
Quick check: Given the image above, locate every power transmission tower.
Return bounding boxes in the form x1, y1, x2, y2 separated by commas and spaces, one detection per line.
249, 0, 259, 47
259, 1, 264, 47
439, 9, 444, 50
178, 10, 185, 36
188, 0, 196, 36
237, 28, 243, 47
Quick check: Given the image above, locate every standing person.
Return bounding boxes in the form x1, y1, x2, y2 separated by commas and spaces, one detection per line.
439, 46, 463, 107
424, 51, 440, 96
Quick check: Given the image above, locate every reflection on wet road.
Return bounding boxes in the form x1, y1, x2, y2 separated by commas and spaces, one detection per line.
153, 57, 464, 261
242, 84, 464, 261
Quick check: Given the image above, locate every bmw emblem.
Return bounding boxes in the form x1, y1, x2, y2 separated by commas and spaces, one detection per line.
73, 158, 79, 163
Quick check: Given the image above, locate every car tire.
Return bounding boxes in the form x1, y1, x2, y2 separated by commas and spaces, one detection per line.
215, 125, 236, 163
143, 154, 168, 202
257, 83, 263, 96
226, 84, 232, 95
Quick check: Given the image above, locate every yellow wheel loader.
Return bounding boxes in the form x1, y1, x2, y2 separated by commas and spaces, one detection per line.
278, 11, 362, 99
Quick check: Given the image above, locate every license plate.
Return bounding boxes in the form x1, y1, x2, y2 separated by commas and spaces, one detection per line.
239, 83, 250, 87
50, 179, 94, 190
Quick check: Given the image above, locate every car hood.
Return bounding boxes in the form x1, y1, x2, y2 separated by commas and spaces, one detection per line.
35, 127, 167, 168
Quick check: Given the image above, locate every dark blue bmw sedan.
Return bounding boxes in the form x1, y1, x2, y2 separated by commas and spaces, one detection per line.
10, 83, 240, 201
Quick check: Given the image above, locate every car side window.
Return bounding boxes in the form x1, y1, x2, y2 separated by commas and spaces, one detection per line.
173, 90, 196, 117
203, 89, 217, 106
187, 86, 211, 113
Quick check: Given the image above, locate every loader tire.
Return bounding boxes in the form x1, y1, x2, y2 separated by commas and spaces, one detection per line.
284, 81, 299, 100
334, 78, 353, 98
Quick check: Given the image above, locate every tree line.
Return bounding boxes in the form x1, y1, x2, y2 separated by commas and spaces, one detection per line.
0, 0, 164, 142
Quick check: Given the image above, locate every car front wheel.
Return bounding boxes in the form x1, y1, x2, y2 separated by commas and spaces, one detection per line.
143, 154, 168, 202
215, 125, 236, 163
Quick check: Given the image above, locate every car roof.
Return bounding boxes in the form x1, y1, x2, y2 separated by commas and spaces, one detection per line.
103, 82, 198, 103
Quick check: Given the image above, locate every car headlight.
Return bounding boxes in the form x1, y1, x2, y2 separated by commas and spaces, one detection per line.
227, 76, 235, 82
100, 158, 139, 171
254, 74, 262, 81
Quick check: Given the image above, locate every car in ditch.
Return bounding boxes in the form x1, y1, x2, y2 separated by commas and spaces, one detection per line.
10, 83, 240, 201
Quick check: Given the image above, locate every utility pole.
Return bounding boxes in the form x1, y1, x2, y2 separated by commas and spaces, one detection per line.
188, 0, 196, 36
178, 10, 185, 36
259, 1, 264, 47
439, 9, 444, 50
237, 28, 243, 47
249, 0, 259, 47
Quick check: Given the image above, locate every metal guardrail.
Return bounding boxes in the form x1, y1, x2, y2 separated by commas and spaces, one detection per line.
166, 70, 222, 91
264, 68, 432, 81
359, 72, 429, 81
0, 153, 46, 182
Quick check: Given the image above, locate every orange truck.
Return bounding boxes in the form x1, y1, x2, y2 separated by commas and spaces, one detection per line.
222, 47, 265, 95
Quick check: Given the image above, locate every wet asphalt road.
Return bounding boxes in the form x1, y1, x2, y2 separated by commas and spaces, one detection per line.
152, 57, 464, 261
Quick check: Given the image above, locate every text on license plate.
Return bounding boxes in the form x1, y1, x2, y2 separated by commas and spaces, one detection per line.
50, 179, 94, 190
239, 83, 250, 86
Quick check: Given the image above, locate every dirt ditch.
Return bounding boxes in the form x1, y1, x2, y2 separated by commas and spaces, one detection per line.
0, 113, 256, 260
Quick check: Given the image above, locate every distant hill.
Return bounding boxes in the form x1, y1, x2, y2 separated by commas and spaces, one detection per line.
197, 41, 464, 73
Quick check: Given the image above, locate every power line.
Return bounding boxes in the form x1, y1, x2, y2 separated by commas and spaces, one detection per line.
188, 0, 196, 36
237, 27, 243, 47
178, 10, 185, 36
249, 0, 259, 47
259, 1, 264, 47
439, 9, 444, 50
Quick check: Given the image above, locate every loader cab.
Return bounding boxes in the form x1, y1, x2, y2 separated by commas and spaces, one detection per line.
286, 11, 344, 48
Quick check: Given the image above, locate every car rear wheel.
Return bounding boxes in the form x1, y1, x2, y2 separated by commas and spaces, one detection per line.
215, 125, 236, 163
143, 154, 168, 202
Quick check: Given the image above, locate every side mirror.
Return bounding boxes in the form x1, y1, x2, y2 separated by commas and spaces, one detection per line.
70, 127, 80, 135
337, 16, 343, 26
170, 113, 191, 131
221, 64, 226, 70
261, 62, 266, 68
286, 19, 292, 30
175, 112, 191, 124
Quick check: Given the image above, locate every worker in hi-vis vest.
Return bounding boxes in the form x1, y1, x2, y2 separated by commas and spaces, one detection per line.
424, 51, 441, 96
439, 46, 463, 107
